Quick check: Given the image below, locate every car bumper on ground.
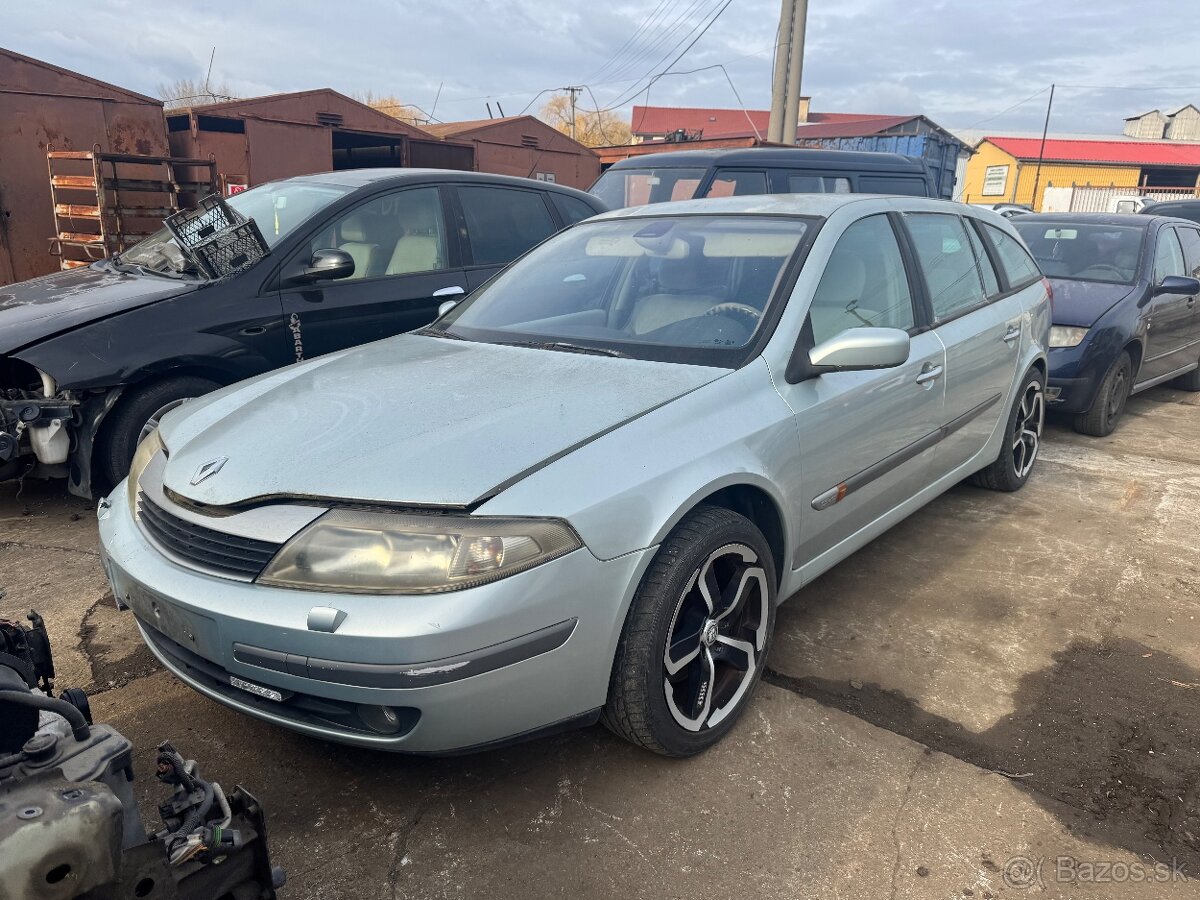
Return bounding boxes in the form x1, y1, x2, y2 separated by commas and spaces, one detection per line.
97, 486, 651, 753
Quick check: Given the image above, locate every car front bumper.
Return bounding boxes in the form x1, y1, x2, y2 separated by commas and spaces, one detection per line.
97, 486, 652, 753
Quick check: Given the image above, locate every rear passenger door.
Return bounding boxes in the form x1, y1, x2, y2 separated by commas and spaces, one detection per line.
453, 185, 561, 291
899, 213, 1028, 475
277, 186, 468, 360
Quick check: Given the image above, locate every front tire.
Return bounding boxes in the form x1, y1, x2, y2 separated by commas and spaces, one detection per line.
96, 375, 220, 489
971, 367, 1045, 492
602, 505, 777, 757
1073, 351, 1131, 437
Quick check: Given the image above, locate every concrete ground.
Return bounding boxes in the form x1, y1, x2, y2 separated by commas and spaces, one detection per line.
2, 386, 1198, 899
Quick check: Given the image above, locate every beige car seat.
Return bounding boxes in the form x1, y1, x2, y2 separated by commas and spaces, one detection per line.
628, 256, 724, 334
336, 214, 381, 279
387, 203, 443, 275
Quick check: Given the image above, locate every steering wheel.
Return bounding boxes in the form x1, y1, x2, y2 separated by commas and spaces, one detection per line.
704, 302, 761, 329
1077, 264, 1126, 279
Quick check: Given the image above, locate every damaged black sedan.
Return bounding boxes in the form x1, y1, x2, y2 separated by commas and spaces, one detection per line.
0, 169, 604, 496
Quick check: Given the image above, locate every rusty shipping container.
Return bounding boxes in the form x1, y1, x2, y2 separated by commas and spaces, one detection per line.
0, 48, 171, 285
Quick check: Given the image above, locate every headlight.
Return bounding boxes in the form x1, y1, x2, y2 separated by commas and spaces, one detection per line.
126, 428, 164, 512
257, 509, 582, 594
1049, 326, 1088, 348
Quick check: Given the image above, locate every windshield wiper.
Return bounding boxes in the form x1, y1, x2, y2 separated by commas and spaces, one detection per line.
501, 340, 629, 358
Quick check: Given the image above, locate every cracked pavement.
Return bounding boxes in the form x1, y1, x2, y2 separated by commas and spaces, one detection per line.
2, 387, 1198, 899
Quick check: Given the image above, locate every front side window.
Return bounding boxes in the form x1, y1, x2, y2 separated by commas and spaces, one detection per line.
905, 213, 987, 321
1011, 221, 1141, 285
437, 215, 813, 366
458, 186, 556, 267
309, 187, 446, 280
589, 167, 706, 208
1175, 227, 1200, 277
1154, 228, 1187, 282
807, 215, 915, 345
705, 170, 768, 198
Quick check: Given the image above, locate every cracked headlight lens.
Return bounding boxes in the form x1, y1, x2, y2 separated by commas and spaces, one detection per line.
126, 428, 163, 513
257, 509, 582, 594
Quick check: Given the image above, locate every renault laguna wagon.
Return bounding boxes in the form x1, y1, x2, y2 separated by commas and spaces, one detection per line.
99, 194, 1050, 756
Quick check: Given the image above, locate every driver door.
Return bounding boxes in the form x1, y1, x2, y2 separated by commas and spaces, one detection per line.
1142, 225, 1196, 384
773, 214, 947, 571
277, 186, 467, 361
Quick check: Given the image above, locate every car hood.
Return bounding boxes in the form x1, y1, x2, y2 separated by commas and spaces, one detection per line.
0, 264, 198, 354
1049, 278, 1137, 328
159, 334, 727, 508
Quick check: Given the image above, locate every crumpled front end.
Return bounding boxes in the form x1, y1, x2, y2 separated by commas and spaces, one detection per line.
0, 356, 77, 481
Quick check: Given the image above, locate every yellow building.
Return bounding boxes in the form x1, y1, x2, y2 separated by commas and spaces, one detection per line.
961, 136, 1200, 210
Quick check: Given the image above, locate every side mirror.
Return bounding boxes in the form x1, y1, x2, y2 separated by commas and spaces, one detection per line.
437, 299, 460, 317
288, 249, 355, 285
1154, 274, 1200, 296
809, 327, 911, 370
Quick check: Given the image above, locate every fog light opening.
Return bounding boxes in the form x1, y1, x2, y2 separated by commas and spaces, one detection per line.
357, 704, 404, 735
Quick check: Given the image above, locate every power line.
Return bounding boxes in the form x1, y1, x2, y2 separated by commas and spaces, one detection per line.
957, 85, 1051, 131
585, 0, 676, 84
596, 0, 736, 113
601, 0, 718, 89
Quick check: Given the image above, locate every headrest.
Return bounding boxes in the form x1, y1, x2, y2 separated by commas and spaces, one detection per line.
656, 255, 708, 292
339, 214, 374, 244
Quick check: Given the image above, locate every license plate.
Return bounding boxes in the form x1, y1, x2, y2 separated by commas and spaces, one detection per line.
229, 676, 283, 702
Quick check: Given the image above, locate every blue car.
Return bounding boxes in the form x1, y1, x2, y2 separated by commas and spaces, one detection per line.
1013, 214, 1200, 435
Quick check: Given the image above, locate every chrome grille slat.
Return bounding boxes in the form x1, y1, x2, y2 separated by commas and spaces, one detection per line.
137, 492, 282, 579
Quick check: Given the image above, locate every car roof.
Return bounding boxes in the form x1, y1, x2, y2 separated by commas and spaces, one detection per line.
271, 168, 599, 201
589, 193, 983, 221
605, 147, 928, 173
1143, 198, 1200, 209
1012, 213, 1155, 229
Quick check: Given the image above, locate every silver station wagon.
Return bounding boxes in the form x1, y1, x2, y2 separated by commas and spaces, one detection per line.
98, 194, 1050, 756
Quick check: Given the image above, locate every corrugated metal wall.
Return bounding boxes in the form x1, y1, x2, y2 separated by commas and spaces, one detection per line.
796, 133, 960, 199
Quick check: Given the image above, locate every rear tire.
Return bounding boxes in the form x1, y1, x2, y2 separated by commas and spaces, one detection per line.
602, 505, 776, 757
1073, 351, 1131, 437
96, 375, 219, 489
971, 367, 1045, 492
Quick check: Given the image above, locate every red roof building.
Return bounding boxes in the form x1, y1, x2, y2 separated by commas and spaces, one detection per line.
984, 136, 1200, 168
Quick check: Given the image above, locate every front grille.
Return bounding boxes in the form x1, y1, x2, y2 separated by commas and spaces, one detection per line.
137, 492, 282, 579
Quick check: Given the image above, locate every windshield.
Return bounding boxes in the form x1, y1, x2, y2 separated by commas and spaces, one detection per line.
436, 215, 814, 366
590, 167, 706, 209
1012, 221, 1145, 285
119, 180, 354, 275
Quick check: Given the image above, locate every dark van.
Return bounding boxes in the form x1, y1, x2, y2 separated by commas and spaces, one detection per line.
590, 148, 941, 209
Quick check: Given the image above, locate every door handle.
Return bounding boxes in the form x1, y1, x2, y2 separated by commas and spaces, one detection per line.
433, 286, 465, 298
1003, 325, 1021, 344
915, 364, 944, 385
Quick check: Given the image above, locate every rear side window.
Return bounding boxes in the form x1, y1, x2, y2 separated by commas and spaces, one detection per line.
787, 174, 852, 193
964, 222, 1001, 296
982, 223, 1042, 289
1154, 228, 1187, 281
1176, 227, 1200, 277
859, 176, 928, 197
458, 186, 556, 267
905, 213, 987, 321
551, 193, 598, 225
705, 170, 768, 198
807, 215, 916, 344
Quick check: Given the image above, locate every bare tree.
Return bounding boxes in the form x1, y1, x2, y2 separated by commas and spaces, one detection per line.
353, 91, 429, 126
541, 94, 632, 147
158, 78, 239, 109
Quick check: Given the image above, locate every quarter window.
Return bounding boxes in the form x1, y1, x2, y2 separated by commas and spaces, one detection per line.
309, 187, 446, 280
982, 223, 1042, 289
859, 176, 927, 197
458, 186, 557, 267
807, 215, 916, 345
551, 193, 599, 225
1154, 228, 1187, 281
787, 175, 852, 194
905, 213, 987, 321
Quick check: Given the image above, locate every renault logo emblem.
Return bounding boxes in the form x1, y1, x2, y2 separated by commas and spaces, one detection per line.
190, 456, 229, 485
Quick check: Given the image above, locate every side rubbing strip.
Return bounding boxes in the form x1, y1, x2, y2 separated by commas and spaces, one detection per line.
811, 393, 1002, 511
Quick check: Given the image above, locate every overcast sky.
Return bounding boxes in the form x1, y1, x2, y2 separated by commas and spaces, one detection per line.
7, 0, 1199, 136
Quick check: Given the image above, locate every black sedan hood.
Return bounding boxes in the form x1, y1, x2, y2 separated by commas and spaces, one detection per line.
0, 264, 198, 354
1049, 278, 1136, 328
